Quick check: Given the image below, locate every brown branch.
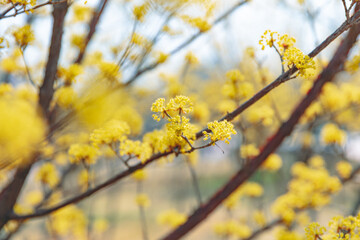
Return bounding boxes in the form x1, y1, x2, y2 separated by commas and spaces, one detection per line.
74, 0, 109, 64
160, 13, 360, 240
39, 0, 68, 114
124, 0, 248, 86
195, 8, 360, 139
0, 0, 69, 231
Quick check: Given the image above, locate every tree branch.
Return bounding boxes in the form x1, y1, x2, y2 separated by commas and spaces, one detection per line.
160, 12, 360, 240
124, 0, 248, 86
0, 0, 68, 231
74, 0, 109, 64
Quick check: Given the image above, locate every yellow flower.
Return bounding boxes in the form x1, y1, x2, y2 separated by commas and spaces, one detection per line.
133, 3, 148, 22
135, 193, 151, 208
156, 52, 169, 64
262, 153, 282, 171
336, 161, 352, 179
226, 69, 244, 82
0, 94, 46, 169
12, 25, 34, 48
157, 209, 187, 228
308, 155, 325, 169
25, 190, 43, 206
54, 86, 78, 108
119, 140, 152, 163
132, 169, 147, 181
68, 143, 99, 165
305, 222, 326, 240
253, 210, 266, 227
240, 144, 260, 159
58, 64, 83, 85
203, 120, 237, 144
36, 163, 59, 188
93, 218, 109, 234
213, 220, 252, 239
90, 120, 130, 146
185, 52, 199, 65
320, 123, 346, 145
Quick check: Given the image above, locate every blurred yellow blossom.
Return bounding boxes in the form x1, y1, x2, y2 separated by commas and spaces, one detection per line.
336, 161, 352, 179
320, 123, 346, 145
157, 209, 187, 228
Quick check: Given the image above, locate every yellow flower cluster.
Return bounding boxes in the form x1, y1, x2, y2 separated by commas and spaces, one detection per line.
58, 64, 83, 85
72, 4, 92, 22
345, 54, 360, 73
182, 16, 211, 32
240, 144, 259, 159
261, 153, 282, 171
185, 51, 199, 65
246, 105, 275, 126
305, 222, 326, 240
132, 169, 147, 181
305, 215, 360, 240
135, 193, 151, 208
68, 143, 99, 165
156, 52, 169, 64
320, 123, 346, 145
271, 162, 342, 224
283, 47, 316, 78
203, 120, 237, 144
151, 95, 193, 121
224, 182, 263, 209
157, 209, 187, 228
49, 205, 88, 240
54, 87, 78, 108
90, 120, 130, 146
213, 220, 252, 239
36, 162, 59, 188
336, 161, 353, 179
133, 3, 149, 22
13, 25, 35, 49
259, 30, 315, 78
277, 228, 303, 240
119, 140, 152, 163
0, 86, 46, 169
221, 69, 254, 101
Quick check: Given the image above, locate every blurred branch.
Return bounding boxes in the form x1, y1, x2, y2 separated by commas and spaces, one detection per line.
74, 0, 109, 64
124, 0, 249, 86
160, 13, 360, 240
195, 8, 360, 139
0, 1, 69, 231
39, 0, 68, 114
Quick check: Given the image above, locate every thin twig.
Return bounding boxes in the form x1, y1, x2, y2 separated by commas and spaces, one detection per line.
124, 0, 248, 86
19, 48, 36, 87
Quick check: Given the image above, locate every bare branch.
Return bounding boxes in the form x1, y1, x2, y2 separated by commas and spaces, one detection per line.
74, 0, 109, 64
124, 0, 248, 86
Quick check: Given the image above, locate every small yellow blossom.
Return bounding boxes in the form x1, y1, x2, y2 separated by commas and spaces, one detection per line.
308, 155, 325, 169
119, 140, 152, 162
58, 64, 83, 85
90, 120, 130, 146
226, 69, 244, 82
135, 193, 151, 208
240, 144, 259, 159
336, 161, 352, 179
203, 120, 236, 144
185, 52, 199, 65
305, 222, 326, 240
213, 220, 252, 239
156, 52, 169, 64
157, 209, 187, 228
12, 25, 35, 48
68, 143, 99, 165
25, 190, 43, 206
253, 210, 266, 227
262, 153, 282, 171
36, 163, 59, 188
320, 123, 346, 145
132, 169, 147, 181
54, 87, 78, 108
93, 218, 109, 234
